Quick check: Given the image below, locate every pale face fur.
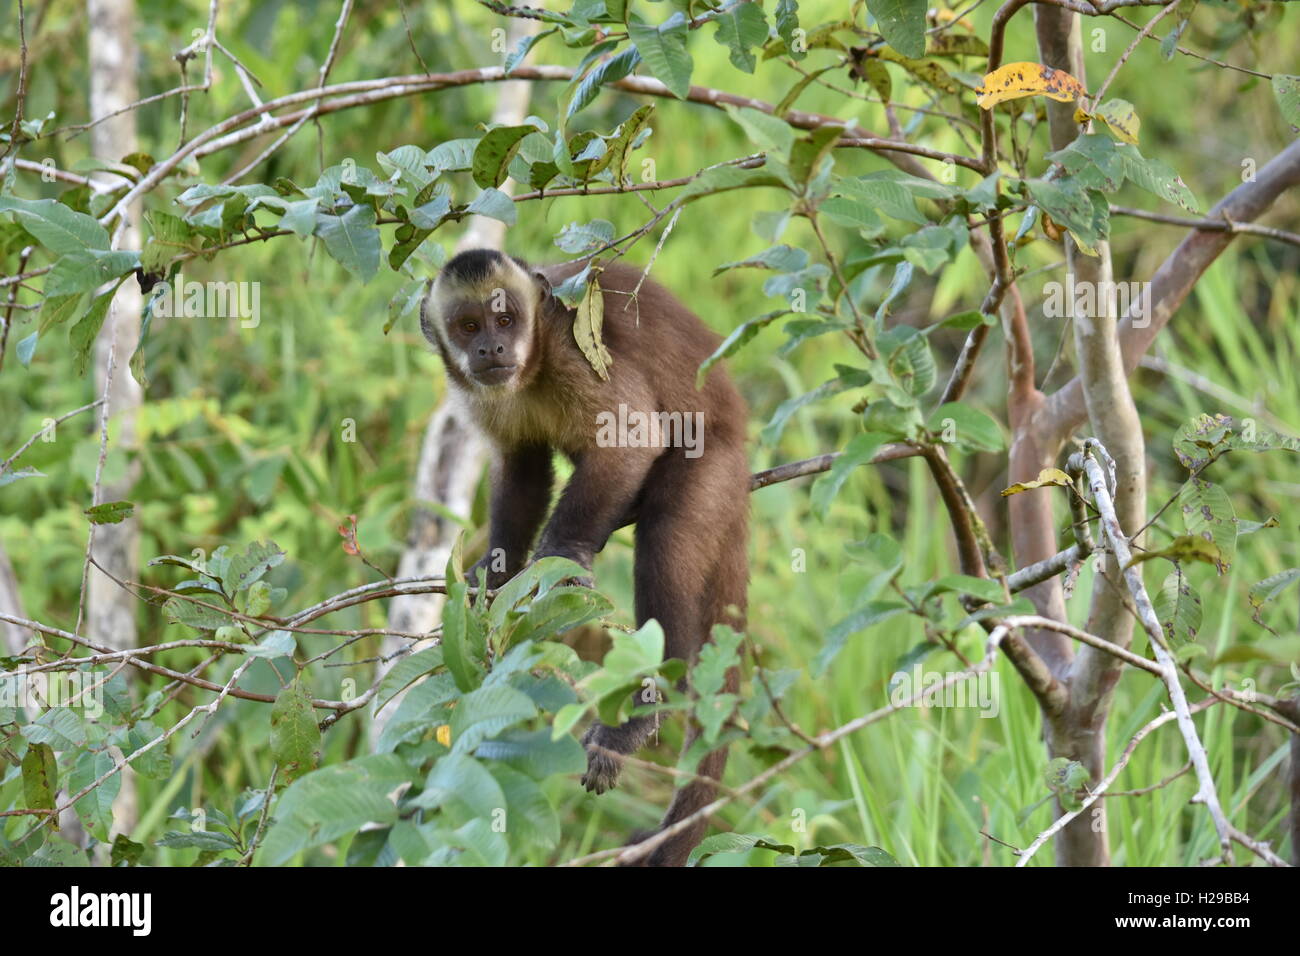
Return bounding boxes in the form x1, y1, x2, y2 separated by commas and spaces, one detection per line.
426, 257, 538, 393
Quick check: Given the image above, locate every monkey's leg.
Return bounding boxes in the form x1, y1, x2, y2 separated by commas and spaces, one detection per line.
472, 444, 553, 589
541, 447, 662, 794
631, 449, 750, 866
584, 448, 743, 802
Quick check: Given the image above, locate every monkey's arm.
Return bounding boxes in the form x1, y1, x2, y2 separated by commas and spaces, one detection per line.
475, 444, 553, 588
532, 446, 659, 571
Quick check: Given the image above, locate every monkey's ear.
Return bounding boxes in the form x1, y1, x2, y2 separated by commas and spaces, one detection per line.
532, 270, 553, 306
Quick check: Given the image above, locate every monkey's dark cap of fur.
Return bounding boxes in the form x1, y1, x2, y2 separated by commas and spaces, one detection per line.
441, 248, 507, 286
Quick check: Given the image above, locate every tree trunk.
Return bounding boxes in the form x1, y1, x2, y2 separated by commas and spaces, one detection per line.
87, 0, 142, 836
372, 18, 537, 746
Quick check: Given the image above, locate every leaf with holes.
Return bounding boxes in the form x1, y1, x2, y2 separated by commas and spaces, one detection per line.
1154, 571, 1202, 646
1001, 468, 1072, 496
976, 62, 1086, 109
1178, 480, 1236, 573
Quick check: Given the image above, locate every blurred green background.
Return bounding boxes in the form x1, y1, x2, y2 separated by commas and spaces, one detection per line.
1, 0, 1297, 864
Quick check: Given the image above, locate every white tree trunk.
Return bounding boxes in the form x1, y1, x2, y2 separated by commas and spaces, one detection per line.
87, 0, 142, 836
372, 18, 537, 746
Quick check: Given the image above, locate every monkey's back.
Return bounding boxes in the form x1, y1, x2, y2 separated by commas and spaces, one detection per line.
535, 262, 748, 455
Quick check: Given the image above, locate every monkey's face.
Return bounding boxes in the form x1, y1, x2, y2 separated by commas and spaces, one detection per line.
443, 292, 532, 389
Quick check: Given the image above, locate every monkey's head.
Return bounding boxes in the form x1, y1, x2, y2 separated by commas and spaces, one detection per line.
422, 249, 550, 392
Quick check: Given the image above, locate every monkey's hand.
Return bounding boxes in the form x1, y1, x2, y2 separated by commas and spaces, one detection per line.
466, 557, 511, 592
580, 724, 624, 794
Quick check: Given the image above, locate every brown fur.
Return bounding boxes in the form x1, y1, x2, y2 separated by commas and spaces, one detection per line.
421, 250, 749, 866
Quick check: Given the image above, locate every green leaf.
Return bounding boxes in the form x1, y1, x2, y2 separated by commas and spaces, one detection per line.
629, 13, 693, 99
23, 708, 87, 749
505, 587, 612, 646
38, 292, 87, 335
69, 285, 118, 376
820, 196, 884, 235
412, 752, 505, 819
836, 176, 928, 225
924, 574, 1005, 604
377, 647, 446, 711
316, 204, 381, 282
567, 47, 642, 119
810, 432, 889, 520
601, 104, 656, 185
762, 368, 872, 446
472, 123, 543, 189
555, 219, 615, 254
1272, 74, 1300, 132
163, 596, 230, 632
474, 727, 586, 780
466, 187, 517, 225
16, 331, 38, 367
678, 163, 788, 202
787, 122, 844, 186
224, 540, 286, 592
1160, 0, 1197, 60
278, 199, 319, 238
1154, 571, 1202, 646
774, 0, 804, 60
84, 500, 134, 524
0, 196, 110, 253
248, 629, 296, 659
21, 743, 58, 814
716, 245, 809, 276
261, 755, 409, 864
441, 582, 484, 692
0, 467, 44, 488
1125, 534, 1222, 570
156, 828, 240, 852
449, 684, 539, 755
69, 750, 119, 840
814, 601, 908, 676
490, 764, 560, 848
723, 105, 797, 155
1178, 479, 1236, 573
270, 680, 322, 784
1026, 178, 1109, 252
867, 0, 928, 59
44, 250, 140, 298
1247, 568, 1300, 632
928, 402, 1004, 452
696, 310, 790, 387
712, 3, 769, 73
505, 26, 557, 73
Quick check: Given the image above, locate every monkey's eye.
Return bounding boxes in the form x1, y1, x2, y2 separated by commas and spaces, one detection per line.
496, 314, 513, 328
460, 320, 478, 334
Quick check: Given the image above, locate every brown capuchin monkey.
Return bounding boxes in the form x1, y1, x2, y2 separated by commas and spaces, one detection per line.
420, 248, 749, 866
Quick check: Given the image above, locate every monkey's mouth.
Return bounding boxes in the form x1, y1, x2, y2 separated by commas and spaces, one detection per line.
471, 364, 518, 386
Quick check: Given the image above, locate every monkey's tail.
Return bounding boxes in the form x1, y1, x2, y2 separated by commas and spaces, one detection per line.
628, 514, 748, 868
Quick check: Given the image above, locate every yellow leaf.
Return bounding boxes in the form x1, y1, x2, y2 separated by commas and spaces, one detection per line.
976, 62, 1087, 110
929, 8, 976, 30
1000, 467, 1072, 496
573, 277, 613, 381
435, 724, 451, 747
1094, 98, 1140, 145
1041, 212, 1064, 242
